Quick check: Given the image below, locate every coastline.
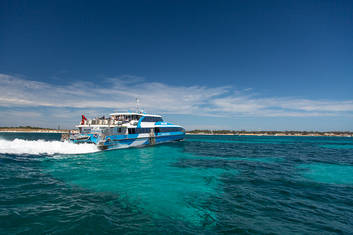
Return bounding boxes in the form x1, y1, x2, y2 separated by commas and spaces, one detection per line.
186, 133, 353, 137
0, 129, 70, 133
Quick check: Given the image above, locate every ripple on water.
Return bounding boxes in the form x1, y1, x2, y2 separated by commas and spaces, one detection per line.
43, 145, 234, 226
319, 144, 353, 149
190, 155, 283, 164
298, 163, 353, 185
186, 138, 279, 144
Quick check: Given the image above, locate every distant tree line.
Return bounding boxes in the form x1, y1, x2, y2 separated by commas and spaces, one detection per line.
0, 126, 54, 130
187, 129, 353, 136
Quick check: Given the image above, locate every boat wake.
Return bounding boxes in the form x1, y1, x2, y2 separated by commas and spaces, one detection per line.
0, 138, 99, 155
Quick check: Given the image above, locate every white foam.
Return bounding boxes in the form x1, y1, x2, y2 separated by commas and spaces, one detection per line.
0, 138, 99, 155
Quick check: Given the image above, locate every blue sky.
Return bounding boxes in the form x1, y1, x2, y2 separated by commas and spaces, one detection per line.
1, 0, 353, 130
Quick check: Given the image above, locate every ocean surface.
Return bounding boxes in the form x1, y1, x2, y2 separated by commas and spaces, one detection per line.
1, 133, 353, 234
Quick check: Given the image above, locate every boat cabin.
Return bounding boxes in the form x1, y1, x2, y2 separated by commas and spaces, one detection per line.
77, 112, 164, 136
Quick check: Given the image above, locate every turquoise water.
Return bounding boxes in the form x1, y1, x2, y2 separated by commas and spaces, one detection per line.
320, 144, 353, 149
298, 163, 353, 185
1, 133, 353, 233
44, 147, 229, 226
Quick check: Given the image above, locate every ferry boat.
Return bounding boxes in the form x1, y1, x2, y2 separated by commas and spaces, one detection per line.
64, 111, 185, 150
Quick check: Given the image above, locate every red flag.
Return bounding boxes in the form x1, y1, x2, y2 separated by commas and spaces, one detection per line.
81, 115, 87, 124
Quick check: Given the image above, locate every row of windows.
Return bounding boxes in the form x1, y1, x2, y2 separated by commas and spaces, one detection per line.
128, 128, 153, 134
156, 127, 184, 133
128, 127, 184, 134
141, 116, 163, 122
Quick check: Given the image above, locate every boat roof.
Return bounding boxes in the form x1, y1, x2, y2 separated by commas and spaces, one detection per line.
109, 112, 162, 117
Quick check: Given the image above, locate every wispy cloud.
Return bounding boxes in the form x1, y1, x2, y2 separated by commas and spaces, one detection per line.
1, 73, 353, 119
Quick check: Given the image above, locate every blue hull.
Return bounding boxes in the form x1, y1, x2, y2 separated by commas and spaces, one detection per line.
99, 133, 185, 150
69, 132, 185, 150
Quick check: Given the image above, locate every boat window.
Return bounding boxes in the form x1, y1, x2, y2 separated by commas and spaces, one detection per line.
82, 128, 91, 134
142, 116, 163, 122
159, 127, 184, 132
135, 128, 153, 134
128, 128, 136, 134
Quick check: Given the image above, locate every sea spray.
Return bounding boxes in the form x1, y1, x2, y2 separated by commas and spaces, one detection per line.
0, 138, 98, 155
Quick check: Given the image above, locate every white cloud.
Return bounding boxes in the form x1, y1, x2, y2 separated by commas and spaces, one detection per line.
1, 73, 353, 119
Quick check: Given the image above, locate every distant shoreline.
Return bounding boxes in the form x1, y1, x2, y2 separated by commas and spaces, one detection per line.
0, 131, 69, 133
186, 132, 353, 137
0, 128, 70, 133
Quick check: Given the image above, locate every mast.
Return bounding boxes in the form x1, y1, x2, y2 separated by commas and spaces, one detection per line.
136, 98, 140, 113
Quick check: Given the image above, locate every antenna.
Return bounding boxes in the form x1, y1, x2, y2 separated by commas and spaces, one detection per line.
136, 98, 140, 113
